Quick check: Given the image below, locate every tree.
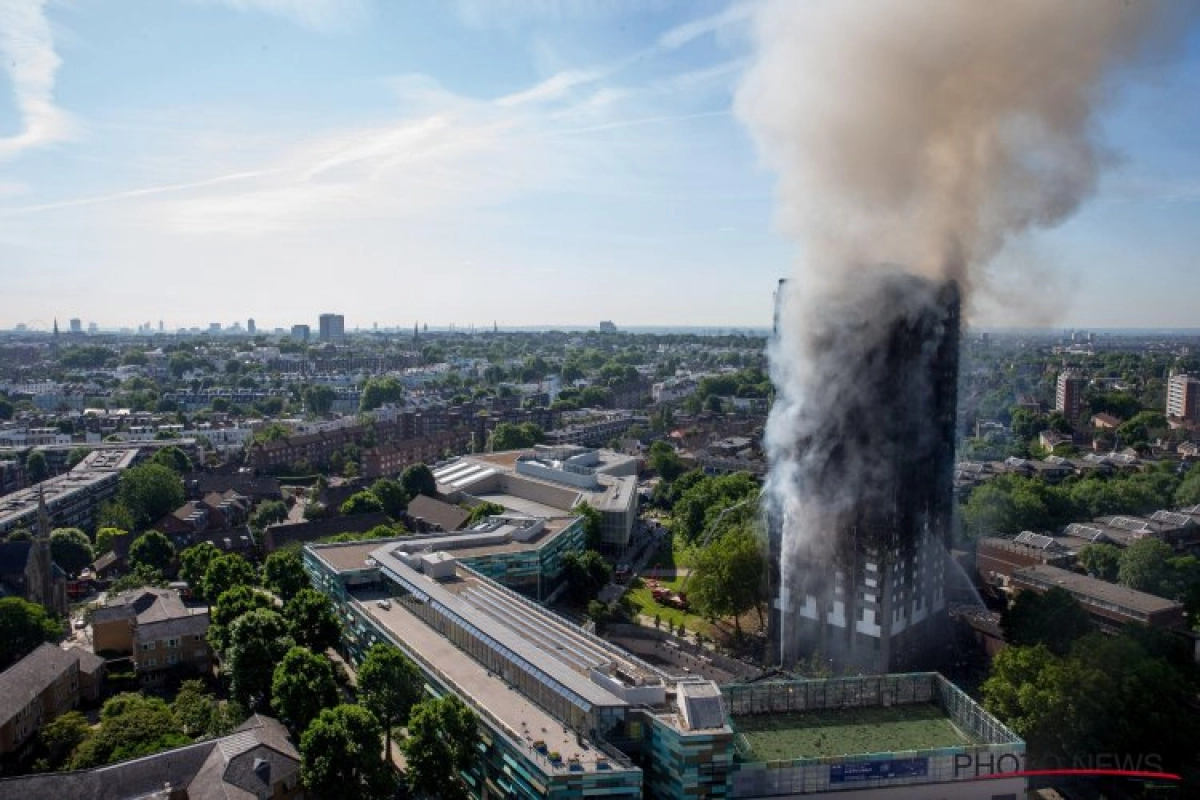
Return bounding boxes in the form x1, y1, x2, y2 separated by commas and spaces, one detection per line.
178, 542, 221, 596
70, 694, 189, 768
403, 695, 479, 800
209, 585, 275, 653
648, 440, 685, 482
357, 643, 424, 758
201, 553, 258, 602
272, 647, 339, 733
359, 376, 405, 412
688, 525, 767, 635
1176, 462, 1200, 507
172, 679, 216, 737
1000, 587, 1093, 656
226, 609, 295, 710
488, 422, 544, 451
1077, 543, 1122, 581
1117, 537, 1176, 597
50, 528, 94, 576
262, 549, 309, 602
368, 478, 408, 518
400, 463, 437, 499
25, 450, 49, 483
37, 710, 91, 769
96, 501, 136, 534
574, 501, 603, 550
66, 447, 92, 469
561, 550, 612, 606
128, 531, 175, 574
340, 491, 384, 517
108, 565, 166, 594
301, 705, 393, 800
0, 597, 62, 669
95, 526, 129, 555
670, 471, 759, 545
303, 384, 336, 415
149, 446, 192, 475
118, 463, 185, 528
465, 501, 505, 526
283, 588, 342, 652
250, 499, 288, 530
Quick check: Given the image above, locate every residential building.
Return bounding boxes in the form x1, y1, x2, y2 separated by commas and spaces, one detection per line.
1167, 373, 1200, 424
0, 461, 23, 498
974, 534, 1073, 593
90, 588, 211, 684
0, 448, 139, 538
1055, 370, 1087, 421
318, 313, 345, 343
0, 644, 104, 759
0, 714, 302, 800
1011, 563, 1186, 631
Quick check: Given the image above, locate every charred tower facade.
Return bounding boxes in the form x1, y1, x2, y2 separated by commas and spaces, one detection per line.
768, 272, 960, 675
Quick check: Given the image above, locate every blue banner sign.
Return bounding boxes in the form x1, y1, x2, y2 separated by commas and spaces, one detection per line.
830, 757, 929, 783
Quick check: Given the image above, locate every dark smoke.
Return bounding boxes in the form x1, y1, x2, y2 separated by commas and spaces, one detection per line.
734, 0, 1198, 656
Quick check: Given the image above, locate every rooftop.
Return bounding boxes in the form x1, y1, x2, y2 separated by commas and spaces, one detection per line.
1013, 564, 1183, 617
734, 703, 974, 761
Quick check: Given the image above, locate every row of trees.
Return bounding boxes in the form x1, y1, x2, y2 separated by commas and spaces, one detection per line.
960, 463, 1200, 540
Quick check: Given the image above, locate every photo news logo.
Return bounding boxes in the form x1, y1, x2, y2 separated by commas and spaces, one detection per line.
956, 752, 1178, 783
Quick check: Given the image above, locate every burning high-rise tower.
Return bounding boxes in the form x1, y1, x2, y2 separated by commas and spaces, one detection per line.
767, 273, 959, 673
737, 0, 1190, 673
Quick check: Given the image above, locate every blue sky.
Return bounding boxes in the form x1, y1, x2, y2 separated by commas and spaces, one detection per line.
0, 0, 1197, 332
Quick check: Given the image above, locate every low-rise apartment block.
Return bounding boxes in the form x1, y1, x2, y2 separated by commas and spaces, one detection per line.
91, 588, 211, 684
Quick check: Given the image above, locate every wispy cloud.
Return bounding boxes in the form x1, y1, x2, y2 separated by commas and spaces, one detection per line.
657, 2, 756, 50
0, 0, 75, 160
194, 0, 368, 32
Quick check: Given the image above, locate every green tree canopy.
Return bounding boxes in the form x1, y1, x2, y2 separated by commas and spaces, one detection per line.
687, 525, 767, 635
283, 588, 341, 652
271, 646, 339, 734
1117, 537, 1177, 597
403, 695, 479, 800
670, 471, 759, 545
368, 478, 408, 518
119, 463, 186, 528
303, 384, 337, 415
1076, 543, 1122, 581
250, 499, 289, 530
262, 549, 309, 602
1000, 587, 1093, 656
357, 642, 424, 758
171, 679, 216, 737
648, 440, 685, 482
178, 542, 221, 596
488, 421, 545, 451
37, 709, 91, 769
25, 450, 49, 483
226, 608, 295, 710
574, 501, 603, 550
50, 528, 94, 576
148, 446, 193, 475
209, 585, 276, 653
400, 463, 437, 499
95, 526, 129, 555
0, 597, 62, 669
561, 550, 612, 606
201, 553, 258, 603
128, 531, 176, 574
359, 377, 405, 412
340, 491, 384, 517
301, 705, 393, 800
465, 500, 505, 527
97, 501, 136, 533
70, 694, 189, 769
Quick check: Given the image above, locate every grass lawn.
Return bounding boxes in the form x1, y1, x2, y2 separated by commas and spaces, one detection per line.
625, 576, 716, 637
734, 704, 973, 761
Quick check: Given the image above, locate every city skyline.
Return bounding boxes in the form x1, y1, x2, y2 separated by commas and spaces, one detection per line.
1, 1, 1199, 330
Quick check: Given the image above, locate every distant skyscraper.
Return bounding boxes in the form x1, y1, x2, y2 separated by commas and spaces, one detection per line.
1167, 374, 1200, 423
209, 322, 222, 334
247, 318, 256, 335
69, 318, 82, 334
87, 322, 98, 334
291, 324, 310, 342
1055, 371, 1086, 421
318, 313, 345, 343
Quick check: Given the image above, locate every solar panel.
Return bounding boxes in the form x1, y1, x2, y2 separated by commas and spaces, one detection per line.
1015, 531, 1055, 549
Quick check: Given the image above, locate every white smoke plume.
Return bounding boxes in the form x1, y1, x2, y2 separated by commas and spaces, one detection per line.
734, 0, 1197, 661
